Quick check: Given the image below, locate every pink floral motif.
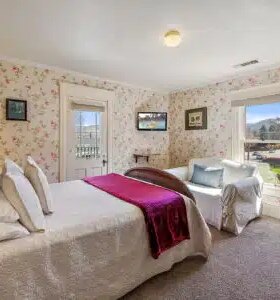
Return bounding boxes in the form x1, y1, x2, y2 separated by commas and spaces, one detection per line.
0, 60, 169, 182
1, 59, 280, 182
12, 66, 20, 74
169, 67, 280, 167
51, 120, 57, 130
51, 152, 58, 161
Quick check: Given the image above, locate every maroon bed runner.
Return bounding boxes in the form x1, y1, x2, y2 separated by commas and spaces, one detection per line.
83, 173, 190, 258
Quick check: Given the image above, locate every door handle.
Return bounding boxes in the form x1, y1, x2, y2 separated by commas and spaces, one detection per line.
102, 159, 107, 167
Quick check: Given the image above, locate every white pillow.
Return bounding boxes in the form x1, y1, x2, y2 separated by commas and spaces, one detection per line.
0, 222, 29, 242
222, 159, 256, 185
2, 172, 46, 232
0, 190, 19, 223
1, 159, 24, 187
25, 156, 54, 214
2, 158, 23, 175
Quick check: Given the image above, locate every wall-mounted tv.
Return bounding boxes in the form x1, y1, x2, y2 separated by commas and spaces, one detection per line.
137, 112, 167, 131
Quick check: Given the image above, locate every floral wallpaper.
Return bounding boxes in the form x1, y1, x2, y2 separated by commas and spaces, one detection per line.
169, 67, 280, 167
0, 60, 169, 183
2, 58, 280, 183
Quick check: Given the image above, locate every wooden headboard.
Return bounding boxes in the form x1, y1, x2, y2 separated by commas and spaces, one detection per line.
124, 167, 195, 203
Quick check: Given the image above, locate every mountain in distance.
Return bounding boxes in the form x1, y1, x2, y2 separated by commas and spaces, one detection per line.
247, 118, 280, 132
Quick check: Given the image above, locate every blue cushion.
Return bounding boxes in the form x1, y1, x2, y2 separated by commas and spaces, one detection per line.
191, 164, 224, 188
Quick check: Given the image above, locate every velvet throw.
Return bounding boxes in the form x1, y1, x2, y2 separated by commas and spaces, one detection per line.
83, 173, 190, 258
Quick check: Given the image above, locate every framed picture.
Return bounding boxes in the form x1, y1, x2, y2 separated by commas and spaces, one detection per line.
185, 107, 207, 130
6, 99, 27, 121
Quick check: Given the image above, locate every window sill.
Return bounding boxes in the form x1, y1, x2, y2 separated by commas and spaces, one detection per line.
263, 194, 280, 206
262, 184, 280, 209
263, 184, 280, 196
263, 202, 280, 219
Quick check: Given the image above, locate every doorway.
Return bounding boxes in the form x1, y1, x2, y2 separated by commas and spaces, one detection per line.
60, 83, 114, 182
67, 105, 107, 180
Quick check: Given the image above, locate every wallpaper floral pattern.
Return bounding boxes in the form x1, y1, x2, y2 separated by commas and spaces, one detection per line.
169, 67, 280, 167
2, 58, 280, 182
0, 60, 169, 183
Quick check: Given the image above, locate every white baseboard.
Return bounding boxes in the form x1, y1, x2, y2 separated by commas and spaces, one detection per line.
262, 202, 280, 219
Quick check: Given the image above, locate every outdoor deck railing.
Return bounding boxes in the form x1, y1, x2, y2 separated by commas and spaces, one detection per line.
76, 145, 100, 158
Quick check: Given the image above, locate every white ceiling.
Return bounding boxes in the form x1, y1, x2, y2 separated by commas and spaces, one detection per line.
1, 0, 280, 91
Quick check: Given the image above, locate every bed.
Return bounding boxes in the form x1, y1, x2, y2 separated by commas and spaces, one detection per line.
0, 170, 211, 300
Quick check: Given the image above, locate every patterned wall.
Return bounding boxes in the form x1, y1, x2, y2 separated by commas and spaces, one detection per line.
169, 67, 280, 167
2, 58, 280, 181
0, 60, 169, 182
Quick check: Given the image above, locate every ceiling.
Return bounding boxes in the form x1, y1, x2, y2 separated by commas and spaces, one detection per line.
1, 0, 280, 91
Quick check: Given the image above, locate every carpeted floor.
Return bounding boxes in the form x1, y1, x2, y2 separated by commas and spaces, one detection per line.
122, 217, 280, 300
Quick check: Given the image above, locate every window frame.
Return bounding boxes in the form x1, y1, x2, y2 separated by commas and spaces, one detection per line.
231, 99, 280, 193
230, 82, 280, 196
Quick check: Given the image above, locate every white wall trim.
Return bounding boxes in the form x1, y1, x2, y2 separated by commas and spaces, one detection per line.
231, 106, 245, 162
229, 82, 280, 103
59, 82, 114, 182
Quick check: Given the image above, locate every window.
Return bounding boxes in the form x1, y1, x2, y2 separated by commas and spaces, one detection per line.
244, 102, 280, 186
75, 111, 101, 159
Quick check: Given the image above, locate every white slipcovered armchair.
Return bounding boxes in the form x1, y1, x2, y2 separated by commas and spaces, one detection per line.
166, 158, 263, 234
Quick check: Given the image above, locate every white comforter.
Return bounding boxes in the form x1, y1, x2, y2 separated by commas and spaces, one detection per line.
0, 180, 211, 300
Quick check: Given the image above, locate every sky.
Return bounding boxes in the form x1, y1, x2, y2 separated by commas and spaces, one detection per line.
246, 102, 280, 124
75, 111, 100, 126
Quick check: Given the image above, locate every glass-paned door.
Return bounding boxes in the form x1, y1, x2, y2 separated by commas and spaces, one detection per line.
66, 105, 107, 180
75, 111, 101, 159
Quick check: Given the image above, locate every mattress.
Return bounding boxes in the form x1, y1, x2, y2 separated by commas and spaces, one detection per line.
0, 180, 211, 300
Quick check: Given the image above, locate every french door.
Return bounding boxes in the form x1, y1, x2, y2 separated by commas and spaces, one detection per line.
66, 101, 108, 181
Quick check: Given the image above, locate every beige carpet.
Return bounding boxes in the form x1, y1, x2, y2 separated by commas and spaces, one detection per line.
122, 217, 280, 300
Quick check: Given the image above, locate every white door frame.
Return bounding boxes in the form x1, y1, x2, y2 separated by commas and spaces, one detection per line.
59, 82, 114, 182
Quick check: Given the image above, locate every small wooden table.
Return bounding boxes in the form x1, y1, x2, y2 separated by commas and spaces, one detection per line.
133, 154, 150, 163
133, 153, 162, 163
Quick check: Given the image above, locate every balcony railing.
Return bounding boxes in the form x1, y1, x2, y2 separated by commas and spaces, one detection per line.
75, 145, 100, 158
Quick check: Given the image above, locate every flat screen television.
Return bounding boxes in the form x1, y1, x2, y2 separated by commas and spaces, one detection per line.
137, 112, 167, 131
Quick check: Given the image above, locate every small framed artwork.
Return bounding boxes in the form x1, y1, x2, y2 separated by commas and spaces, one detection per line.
6, 99, 27, 121
185, 107, 207, 130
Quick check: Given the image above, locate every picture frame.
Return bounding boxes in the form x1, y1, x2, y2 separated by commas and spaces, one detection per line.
185, 107, 207, 130
6, 98, 27, 121
137, 112, 167, 131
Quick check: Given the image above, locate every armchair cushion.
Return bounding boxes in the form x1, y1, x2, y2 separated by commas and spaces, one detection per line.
188, 157, 223, 181
222, 160, 256, 185
191, 164, 224, 188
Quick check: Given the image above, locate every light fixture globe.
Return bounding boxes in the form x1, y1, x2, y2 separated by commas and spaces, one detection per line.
164, 30, 182, 47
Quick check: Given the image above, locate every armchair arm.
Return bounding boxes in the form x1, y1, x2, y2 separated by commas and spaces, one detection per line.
221, 176, 263, 234
222, 176, 262, 206
254, 170, 264, 192
164, 166, 188, 182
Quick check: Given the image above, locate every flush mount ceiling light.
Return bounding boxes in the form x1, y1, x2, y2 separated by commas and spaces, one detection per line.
164, 30, 182, 47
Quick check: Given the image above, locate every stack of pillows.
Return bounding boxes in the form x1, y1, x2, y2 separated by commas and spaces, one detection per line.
0, 157, 53, 242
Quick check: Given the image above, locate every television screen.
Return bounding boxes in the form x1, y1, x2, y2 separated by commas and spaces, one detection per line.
137, 112, 167, 131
